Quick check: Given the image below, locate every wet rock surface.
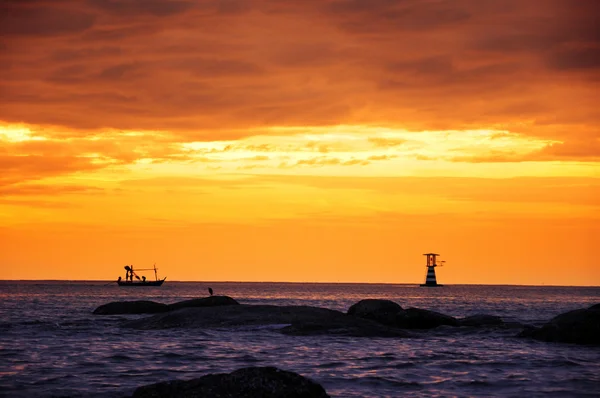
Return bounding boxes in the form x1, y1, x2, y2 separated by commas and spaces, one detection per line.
95, 298, 600, 344
131, 366, 330, 398
93, 300, 169, 315
519, 304, 600, 345
347, 299, 459, 329
395, 308, 460, 329
123, 304, 410, 337
93, 296, 239, 315
347, 299, 403, 325
459, 314, 504, 327
167, 295, 240, 311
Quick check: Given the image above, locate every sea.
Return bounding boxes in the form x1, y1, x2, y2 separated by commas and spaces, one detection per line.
0, 281, 599, 397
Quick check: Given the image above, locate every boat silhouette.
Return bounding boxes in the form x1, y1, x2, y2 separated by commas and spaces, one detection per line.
117, 264, 166, 286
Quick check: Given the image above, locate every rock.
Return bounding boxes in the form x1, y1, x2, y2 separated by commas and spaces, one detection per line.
131, 366, 329, 398
394, 308, 459, 329
123, 304, 410, 337
347, 299, 403, 325
459, 314, 504, 327
93, 296, 239, 315
346, 300, 457, 330
92, 300, 169, 315
519, 304, 600, 345
168, 295, 240, 311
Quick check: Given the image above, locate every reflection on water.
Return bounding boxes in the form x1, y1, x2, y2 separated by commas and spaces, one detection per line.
0, 282, 598, 397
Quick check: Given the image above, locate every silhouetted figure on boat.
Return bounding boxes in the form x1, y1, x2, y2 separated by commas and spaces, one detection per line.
208, 287, 214, 296
124, 265, 133, 282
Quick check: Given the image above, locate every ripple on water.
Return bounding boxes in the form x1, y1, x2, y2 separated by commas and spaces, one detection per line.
1, 282, 599, 398
107, 354, 135, 362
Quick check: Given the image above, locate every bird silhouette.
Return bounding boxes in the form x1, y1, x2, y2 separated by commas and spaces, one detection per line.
208, 287, 214, 296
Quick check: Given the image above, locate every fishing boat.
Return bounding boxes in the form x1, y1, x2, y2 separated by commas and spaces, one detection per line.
117, 264, 166, 287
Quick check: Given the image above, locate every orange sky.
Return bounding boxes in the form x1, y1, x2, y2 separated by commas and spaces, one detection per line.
0, 0, 598, 285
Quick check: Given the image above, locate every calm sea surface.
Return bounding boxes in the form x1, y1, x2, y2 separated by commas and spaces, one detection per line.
0, 282, 599, 397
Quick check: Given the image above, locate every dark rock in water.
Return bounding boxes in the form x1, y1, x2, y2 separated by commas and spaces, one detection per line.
346, 300, 457, 330
93, 300, 168, 315
459, 314, 504, 327
395, 308, 459, 329
131, 366, 329, 398
123, 304, 410, 338
93, 296, 239, 315
167, 295, 240, 311
519, 304, 600, 345
347, 299, 403, 325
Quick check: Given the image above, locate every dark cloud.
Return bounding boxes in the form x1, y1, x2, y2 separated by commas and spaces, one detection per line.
387, 56, 454, 76
546, 48, 600, 71
81, 24, 161, 42
326, 0, 471, 33
97, 63, 141, 80
87, 0, 194, 16
173, 58, 265, 77
0, 0, 598, 150
0, 4, 95, 37
50, 46, 123, 62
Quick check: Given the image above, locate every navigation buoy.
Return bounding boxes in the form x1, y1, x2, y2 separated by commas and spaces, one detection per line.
420, 253, 444, 287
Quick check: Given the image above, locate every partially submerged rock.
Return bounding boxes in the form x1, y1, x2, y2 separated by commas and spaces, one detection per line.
131, 366, 329, 398
346, 299, 458, 330
93, 300, 168, 315
347, 299, 403, 325
93, 296, 239, 315
395, 308, 459, 329
519, 304, 600, 345
167, 295, 240, 311
459, 314, 504, 327
123, 304, 410, 338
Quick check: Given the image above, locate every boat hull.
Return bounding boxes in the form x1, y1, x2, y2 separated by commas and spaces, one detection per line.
117, 278, 166, 287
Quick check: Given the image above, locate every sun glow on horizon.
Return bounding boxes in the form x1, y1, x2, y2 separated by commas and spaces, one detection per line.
0, 122, 598, 284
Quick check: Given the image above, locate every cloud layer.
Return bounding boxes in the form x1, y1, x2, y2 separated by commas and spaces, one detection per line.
1, 0, 598, 147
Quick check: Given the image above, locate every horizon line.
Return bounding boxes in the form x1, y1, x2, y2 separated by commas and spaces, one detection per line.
0, 279, 598, 288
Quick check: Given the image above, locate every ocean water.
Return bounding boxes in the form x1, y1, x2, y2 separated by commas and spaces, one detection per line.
0, 281, 599, 397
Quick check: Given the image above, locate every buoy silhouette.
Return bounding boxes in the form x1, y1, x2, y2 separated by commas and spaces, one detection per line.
420, 253, 444, 287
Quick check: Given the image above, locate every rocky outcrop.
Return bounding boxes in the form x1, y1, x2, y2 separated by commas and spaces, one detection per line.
395, 308, 459, 329
93, 296, 239, 315
123, 304, 410, 338
131, 366, 329, 398
519, 304, 600, 345
347, 299, 403, 325
346, 299, 458, 329
167, 295, 240, 311
93, 300, 169, 315
459, 314, 504, 327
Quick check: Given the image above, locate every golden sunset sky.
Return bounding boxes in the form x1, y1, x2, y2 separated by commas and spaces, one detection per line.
1, 0, 598, 285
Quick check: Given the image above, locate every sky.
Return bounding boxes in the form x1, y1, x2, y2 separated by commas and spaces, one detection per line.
0, 0, 598, 285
